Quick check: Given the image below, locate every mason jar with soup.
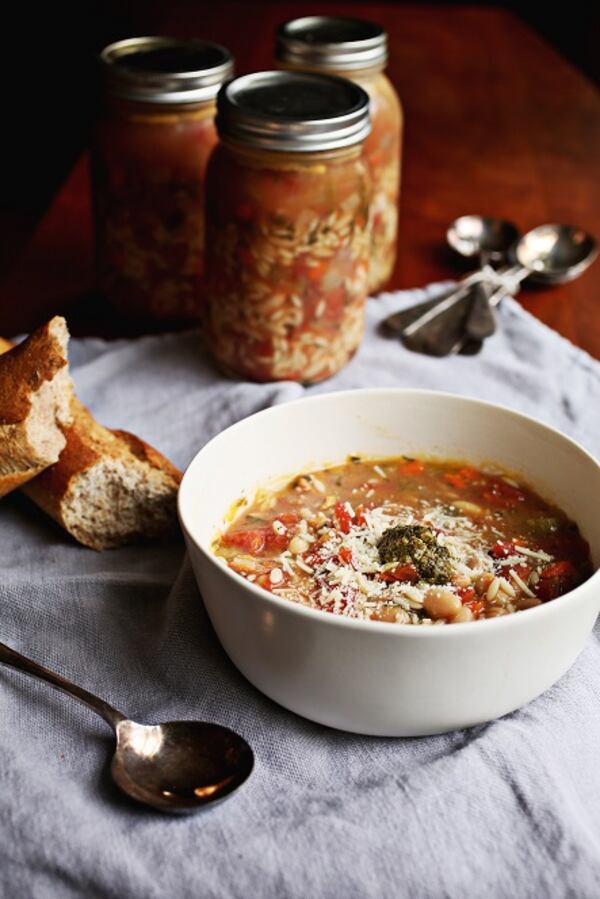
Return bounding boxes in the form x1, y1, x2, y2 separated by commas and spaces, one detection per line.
93, 37, 234, 327
204, 71, 371, 383
276, 16, 402, 295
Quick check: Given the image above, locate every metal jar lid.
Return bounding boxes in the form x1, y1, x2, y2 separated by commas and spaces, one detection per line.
276, 16, 387, 72
216, 71, 370, 153
100, 36, 234, 105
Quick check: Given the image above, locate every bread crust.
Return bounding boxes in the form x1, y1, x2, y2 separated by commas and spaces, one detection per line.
0, 325, 182, 549
0, 320, 67, 424
0, 318, 72, 497
24, 398, 182, 549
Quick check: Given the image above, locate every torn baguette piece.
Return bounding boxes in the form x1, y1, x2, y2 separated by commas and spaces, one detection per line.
0, 317, 72, 498
22, 398, 182, 550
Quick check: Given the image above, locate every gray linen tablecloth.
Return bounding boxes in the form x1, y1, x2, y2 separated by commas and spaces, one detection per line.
1, 288, 599, 899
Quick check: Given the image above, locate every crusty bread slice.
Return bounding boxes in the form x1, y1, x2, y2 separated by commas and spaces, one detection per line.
0, 317, 72, 498
22, 397, 182, 550
0, 325, 182, 550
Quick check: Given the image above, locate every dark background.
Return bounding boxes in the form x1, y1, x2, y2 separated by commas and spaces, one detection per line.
1, 0, 598, 269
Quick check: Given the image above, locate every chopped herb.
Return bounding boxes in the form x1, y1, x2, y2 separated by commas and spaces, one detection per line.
527, 516, 559, 536
377, 525, 453, 584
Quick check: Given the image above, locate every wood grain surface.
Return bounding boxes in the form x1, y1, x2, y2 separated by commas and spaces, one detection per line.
1, 3, 598, 355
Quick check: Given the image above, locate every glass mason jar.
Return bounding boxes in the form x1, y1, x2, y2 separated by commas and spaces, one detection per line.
92, 37, 233, 327
205, 71, 371, 383
276, 17, 402, 295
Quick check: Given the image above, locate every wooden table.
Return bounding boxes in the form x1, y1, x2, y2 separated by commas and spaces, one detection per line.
2, 3, 599, 355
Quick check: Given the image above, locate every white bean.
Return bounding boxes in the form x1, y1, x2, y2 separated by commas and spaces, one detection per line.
289, 536, 309, 555
453, 606, 474, 623
423, 588, 462, 621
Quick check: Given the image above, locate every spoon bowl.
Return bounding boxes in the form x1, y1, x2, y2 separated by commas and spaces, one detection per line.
0, 639, 254, 814
515, 224, 598, 283
447, 215, 519, 263
112, 719, 254, 813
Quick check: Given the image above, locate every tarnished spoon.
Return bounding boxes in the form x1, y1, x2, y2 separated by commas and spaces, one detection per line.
382, 215, 517, 339
0, 640, 254, 814
409, 223, 597, 356
444, 215, 519, 348
515, 224, 597, 284
446, 215, 519, 267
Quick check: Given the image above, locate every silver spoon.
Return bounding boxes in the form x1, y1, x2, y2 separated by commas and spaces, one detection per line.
383, 215, 517, 338
0, 639, 254, 814
404, 223, 597, 355
447, 215, 519, 346
514, 223, 598, 284
446, 214, 519, 267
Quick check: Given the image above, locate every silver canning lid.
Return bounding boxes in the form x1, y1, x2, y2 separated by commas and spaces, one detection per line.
216, 71, 370, 153
100, 37, 234, 104
276, 16, 387, 72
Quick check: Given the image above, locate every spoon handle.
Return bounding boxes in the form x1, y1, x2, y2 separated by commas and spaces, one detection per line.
0, 639, 126, 731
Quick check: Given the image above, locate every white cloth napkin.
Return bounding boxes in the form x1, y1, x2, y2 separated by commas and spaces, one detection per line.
1, 287, 599, 899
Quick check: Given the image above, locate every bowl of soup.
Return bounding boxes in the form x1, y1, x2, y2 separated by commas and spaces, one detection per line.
178, 389, 600, 736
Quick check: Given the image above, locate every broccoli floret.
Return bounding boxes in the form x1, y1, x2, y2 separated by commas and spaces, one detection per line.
377, 525, 453, 584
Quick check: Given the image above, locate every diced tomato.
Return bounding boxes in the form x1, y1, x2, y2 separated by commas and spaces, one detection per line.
323, 287, 345, 320
539, 560, 577, 580
536, 560, 579, 602
457, 586, 476, 603
276, 512, 300, 528
222, 522, 294, 554
306, 260, 329, 282
444, 473, 466, 489
255, 573, 273, 591
265, 531, 290, 551
490, 540, 514, 559
338, 547, 354, 566
354, 504, 368, 526
221, 529, 266, 554
379, 563, 419, 584
465, 599, 485, 618
398, 459, 425, 476
483, 479, 526, 508
457, 466, 479, 481
334, 501, 354, 534
498, 562, 530, 581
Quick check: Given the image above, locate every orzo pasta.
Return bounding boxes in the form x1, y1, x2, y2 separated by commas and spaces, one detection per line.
205, 71, 371, 383
276, 17, 402, 294
93, 38, 233, 326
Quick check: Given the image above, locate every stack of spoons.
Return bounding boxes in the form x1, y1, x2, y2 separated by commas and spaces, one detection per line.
383, 216, 597, 356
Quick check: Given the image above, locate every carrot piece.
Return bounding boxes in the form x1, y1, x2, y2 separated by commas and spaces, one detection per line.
398, 460, 425, 476
444, 473, 466, 489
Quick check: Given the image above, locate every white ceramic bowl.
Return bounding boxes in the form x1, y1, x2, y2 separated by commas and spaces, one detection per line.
178, 389, 600, 736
